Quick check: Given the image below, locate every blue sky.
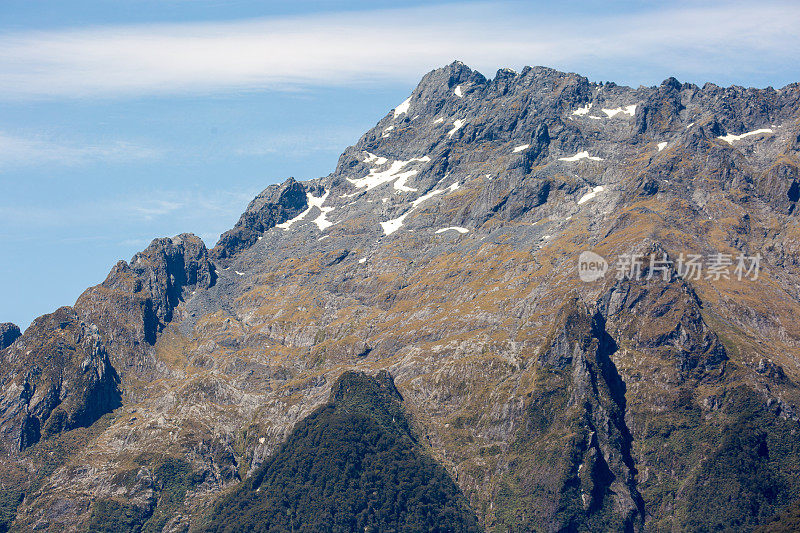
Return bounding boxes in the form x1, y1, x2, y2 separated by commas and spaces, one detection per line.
1, 0, 798, 330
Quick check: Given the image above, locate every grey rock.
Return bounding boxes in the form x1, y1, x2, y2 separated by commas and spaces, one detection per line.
0, 322, 21, 350
74, 233, 214, 382
213, 177, 310, 261
0, 307, 120, 451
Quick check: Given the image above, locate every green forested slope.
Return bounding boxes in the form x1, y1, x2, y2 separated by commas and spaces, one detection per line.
203, 371, 480, 533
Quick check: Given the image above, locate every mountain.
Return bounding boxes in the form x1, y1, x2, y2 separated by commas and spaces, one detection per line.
2, 61, 800, 532
203, 371, 480, 533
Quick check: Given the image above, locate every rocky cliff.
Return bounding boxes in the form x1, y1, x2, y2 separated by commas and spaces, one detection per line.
2, 61, 800, 532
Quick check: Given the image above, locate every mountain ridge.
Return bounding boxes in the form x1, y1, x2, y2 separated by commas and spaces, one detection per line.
2, 60, 800, 531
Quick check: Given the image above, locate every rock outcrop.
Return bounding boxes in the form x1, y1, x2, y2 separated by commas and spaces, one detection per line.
0, 307, 120, 452
598, 246, 728, 377
212, 178, 310, 260
74, 233, 214, 382
0, 322, 21, 350
499, 298, 644, 531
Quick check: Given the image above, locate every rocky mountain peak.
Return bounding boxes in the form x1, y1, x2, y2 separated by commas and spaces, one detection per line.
0, 322, 21, 350
3, 62, 800, 532
213, 178, 311, 261
73, 232, 214, 380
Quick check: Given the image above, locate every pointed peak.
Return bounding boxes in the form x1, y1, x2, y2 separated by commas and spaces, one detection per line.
0, 322, 21, 350
494, 67, 518, 82
661, 76, 682, 91
416, 61, 486, 92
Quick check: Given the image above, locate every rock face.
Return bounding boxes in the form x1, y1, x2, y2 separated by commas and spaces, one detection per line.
2, 62, 800, 532
0, 322, 21, 349
74, 233, 214, 383
212, 178, 310, 261
0, 307, 120, 453
599, 245, 729, 376
503, 298, 644, 531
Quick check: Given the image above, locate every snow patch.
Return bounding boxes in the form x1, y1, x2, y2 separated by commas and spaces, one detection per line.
657, 142, 668, 151
454, 85, 464, 97
448, 119, 465, 138
276, 190, 334, 230
363, 152, 388, 165
393, 97, 411, 118
411, 187, 445, 208
411, 182, 458, 208
358, 257, 367, 264
432, 117, 444, 124
436, 226, 468, 234
380, 212, 409, 235
577, 186, 605, 205
602, 105, 637, 118
234, 270, 244, 276
513, 144, 530, 153
349, 156, 431, 191
559, 151, 603, 162
382, 181, 460, 235
572, 103, 592, 116
384, 125, 395, 132
718, 128, 773, 144
393, 174, 418, 192
276, 206, 311, 230
308, 190, 334, 230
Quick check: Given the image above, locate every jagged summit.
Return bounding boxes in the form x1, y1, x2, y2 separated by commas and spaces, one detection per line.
204, 61, 798, 273
2, 63, 800, 532
0, 322, 21, 349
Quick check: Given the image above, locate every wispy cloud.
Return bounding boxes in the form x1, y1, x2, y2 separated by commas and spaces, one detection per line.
233, 127, 367, 157
0, 126, 360, 169
0, 1, 797, 100
0, 132, 162, 168
0, 188, 257, 228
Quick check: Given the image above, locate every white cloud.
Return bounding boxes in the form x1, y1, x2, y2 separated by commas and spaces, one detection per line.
0, 188, 256, 228
0, 126, 360, 169
0, 2, 797, 100
0, 132, 162, 168
127, 199, 185, 220
233, 127, 365, 157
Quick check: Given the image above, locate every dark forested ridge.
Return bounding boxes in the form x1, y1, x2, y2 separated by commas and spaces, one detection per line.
202, 371, 481, 533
